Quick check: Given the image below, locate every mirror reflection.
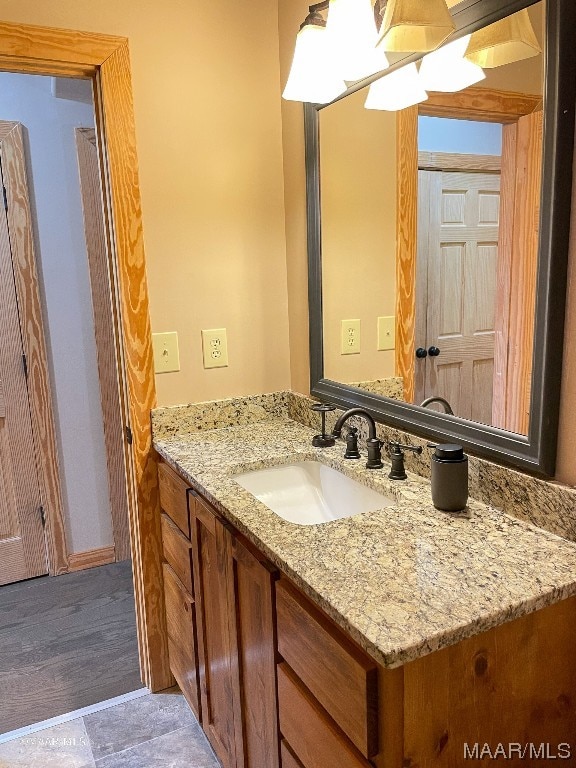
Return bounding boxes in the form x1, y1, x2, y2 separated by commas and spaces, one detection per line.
320, 2, 544, 436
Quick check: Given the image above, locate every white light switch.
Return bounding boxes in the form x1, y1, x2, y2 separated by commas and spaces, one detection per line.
377, 316, 395, 351
202, 328, 229, 369
152, 332, 180, 373
341, 320, 361, 355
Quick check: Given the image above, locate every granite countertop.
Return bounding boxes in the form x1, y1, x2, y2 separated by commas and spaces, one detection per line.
153, 416, 576, 669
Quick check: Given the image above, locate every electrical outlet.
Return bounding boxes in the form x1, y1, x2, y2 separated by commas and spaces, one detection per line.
341, 319, 361, 355
152, 332, 180, 373
377, 316, 395, 351
202, 328, 229, 369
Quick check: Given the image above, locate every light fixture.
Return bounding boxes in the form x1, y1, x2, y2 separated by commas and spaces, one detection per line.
282, 3, 346, 104
325, 0, 389, 83
377, 0, 456, 53
465, 9, 542, 68
419, 34, 485, 93
365, 63, 428, 111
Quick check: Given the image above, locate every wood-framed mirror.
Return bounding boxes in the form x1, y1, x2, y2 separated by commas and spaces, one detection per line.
306, 0, 576, 476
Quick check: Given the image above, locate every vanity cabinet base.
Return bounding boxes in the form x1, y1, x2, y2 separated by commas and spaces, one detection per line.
157, 458, 576, 768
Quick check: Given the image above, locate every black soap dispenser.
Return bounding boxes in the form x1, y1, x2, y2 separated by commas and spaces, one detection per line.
429, 443, 468, 512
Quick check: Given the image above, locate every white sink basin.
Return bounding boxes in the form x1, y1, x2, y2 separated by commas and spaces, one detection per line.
233, 461, 395, 525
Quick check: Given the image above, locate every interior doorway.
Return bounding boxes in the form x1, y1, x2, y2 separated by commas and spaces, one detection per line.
0, 74, 130, 580
396, 88, 543, 435
0, 73, 141, 733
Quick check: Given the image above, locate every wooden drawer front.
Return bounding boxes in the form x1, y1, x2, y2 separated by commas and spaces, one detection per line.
161, 513, 193, 593
158, 461, 190, 537
276, 579, 378, 757
281, 740, 305, 768
277, 663, 372, 768
163, 563, 201, 720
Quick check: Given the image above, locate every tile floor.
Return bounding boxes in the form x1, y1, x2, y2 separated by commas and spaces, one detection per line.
0, 691, 219, 768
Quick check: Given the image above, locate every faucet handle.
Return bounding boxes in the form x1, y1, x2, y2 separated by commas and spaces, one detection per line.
344, 427, 360, 459
311, 402, 336, 447
387, 442, 423, 480
388, 441, 423, 456
310, 403, 336, 413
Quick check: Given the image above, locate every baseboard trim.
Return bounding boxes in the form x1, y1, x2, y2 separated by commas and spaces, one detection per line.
67, 545, 116, 572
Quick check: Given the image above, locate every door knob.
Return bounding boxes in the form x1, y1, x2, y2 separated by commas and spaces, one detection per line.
415, 348, 428, 359
428, 346, 440, 357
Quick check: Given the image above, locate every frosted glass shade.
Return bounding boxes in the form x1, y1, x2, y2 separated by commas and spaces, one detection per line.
378, 0, 456, 53
365, 63, 428, 111
419, 35, 486, 92
465, 9, 542, 68
326, 0, 389, 82
283, 24, 347, 104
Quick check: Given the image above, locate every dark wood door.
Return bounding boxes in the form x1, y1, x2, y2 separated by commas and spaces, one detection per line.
190, 494, 237, 768
225, 527, 279, 768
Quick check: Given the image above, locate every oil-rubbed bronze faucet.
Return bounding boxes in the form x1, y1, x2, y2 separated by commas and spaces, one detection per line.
331, 408, 384, 469
420, 396, 454, 415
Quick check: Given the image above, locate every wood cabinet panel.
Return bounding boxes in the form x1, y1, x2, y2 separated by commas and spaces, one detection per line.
403, 596, 576, 768
161, 513, 193, 593
277, 662, 373, 768
281, 740, 305, 768
276, 578, 378, 758
162, 562, 200, 720
226, 528, 279, 768
158, 461, 190, 537
191, 496, 237, 768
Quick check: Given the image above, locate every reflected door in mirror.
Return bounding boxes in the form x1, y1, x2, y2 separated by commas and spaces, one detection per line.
416, 163, 500, 425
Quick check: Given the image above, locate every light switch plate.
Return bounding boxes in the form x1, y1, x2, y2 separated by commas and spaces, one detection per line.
377, 316, 395, 351
152, 331, 180, 373
202, 328, 229, 369
341, 319, 361, 355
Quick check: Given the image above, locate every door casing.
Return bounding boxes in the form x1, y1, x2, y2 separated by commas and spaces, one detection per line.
0, 22, 171, 692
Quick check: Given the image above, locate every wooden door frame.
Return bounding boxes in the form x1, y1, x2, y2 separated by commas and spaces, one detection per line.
396, 86, 542, 403
0, 22, 170, 692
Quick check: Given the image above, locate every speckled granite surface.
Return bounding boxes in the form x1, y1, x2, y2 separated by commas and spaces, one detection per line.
153, 407, 576, 669
152, 392, 290, 439
286, 390, 576, 543
346, 377, 405, 401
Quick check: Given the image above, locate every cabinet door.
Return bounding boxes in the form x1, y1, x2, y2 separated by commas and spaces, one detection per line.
225, 528, 279, 768
190, 495, 237, 768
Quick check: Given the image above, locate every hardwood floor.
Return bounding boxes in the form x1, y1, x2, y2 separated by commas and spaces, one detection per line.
0, 561, 141, 734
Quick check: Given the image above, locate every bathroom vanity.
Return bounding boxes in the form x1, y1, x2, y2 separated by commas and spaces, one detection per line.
153, 406, 576, 768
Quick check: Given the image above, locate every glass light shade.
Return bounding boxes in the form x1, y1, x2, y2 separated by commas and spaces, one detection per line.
378, 0, 456, 53
326, 0, 389, 82
365, 63, 428, 111
283, 24, 347, 104
465, 9, 542, 68
419, 35, 486, 92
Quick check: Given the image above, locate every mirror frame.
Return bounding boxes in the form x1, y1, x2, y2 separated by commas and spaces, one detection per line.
306, 0, 576, 477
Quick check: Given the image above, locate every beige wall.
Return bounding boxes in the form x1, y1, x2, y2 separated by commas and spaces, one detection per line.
278, 0, 312, 396
320, 89, 396, 383
4, 1, 573, 483
0, 0, 291, 407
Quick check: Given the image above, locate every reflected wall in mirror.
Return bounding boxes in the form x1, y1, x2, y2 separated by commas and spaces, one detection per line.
320, 2, 544, 436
